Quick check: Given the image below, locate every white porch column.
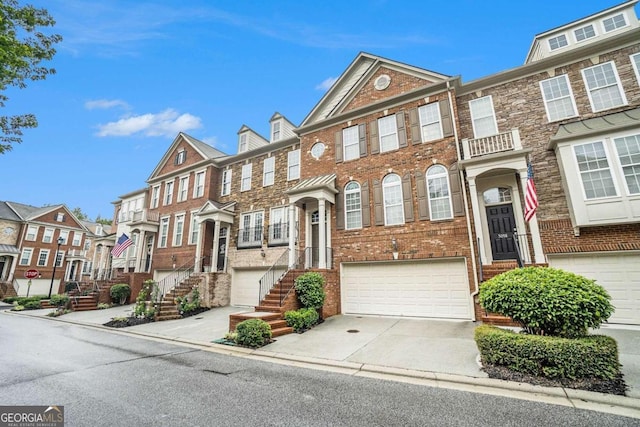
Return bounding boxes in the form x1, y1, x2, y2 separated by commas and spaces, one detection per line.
326, 202, 332, 268
468, 177, 487, 265
518, 170, 545, 263
318, 198, 326, 269
305, 209, 313, 268
195, 220, 204, 272
288, 203, 296, 267
8, 255, 17, 282
222, 224, 231, 272
212, 221, 221, 271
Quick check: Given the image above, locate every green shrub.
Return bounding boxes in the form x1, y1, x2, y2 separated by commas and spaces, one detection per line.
479, 267, 613, 338
24, 300, 43, 310
11, 304, 24, 311
475, 325, 620, 380
97, 303, 111, 309
235, 319, 272, 348
294, 272, 326, 309
49, 294, 70, 308
134, 282, 153, 318
176, 286, 201, 315
110, 284, 131, 305
4, 295, 46, 305
284, 308, 320, 332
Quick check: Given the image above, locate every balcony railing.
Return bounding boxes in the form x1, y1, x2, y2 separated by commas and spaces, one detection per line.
119, 209, 160, 224
237, 226, 263, 249
462, 129, 522, 159
66, 249, 87, 258
268, 222, 290, 246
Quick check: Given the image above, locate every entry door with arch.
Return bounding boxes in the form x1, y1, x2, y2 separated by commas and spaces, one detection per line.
484, 187, 518, 261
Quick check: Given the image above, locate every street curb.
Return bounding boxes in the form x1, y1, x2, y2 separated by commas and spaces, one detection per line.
5, 310, 640, 419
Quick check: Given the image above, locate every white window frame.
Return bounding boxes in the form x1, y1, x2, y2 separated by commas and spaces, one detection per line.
344, 181, 362, 230
59, 230, 69, 245
175, 149, 186, 165
221, 169, 232, 196
573, 24, 596, 43
159, 217, 170, 248
177, 175, 189, 202
55, 250, 64, 267
418, 103, 443, 142
239, 211, 264, 247
382, 174, 404, 226
263, 156, 275, 187
189, 211, 199, 245
548, 34, 568, 51
173, 213, 185, 247
42, 227, 54, 244
37, 249, 50, 267
164, 181, 174, 206
613, 133, 640, 196
239, 134, 248, 152
631, 53, 640, 87
151, 185, 160, 208
287, 149, 300, 181
25, 225, 38, 241
581, 61, 627, 112
19, 248, 33, 265
426, 165, 453, 221
469, 96, 498, 138
268, 206, 288, 244
55, 213, 65, 222
343, 125, 360, 161
72, 231, 82, 246
539, 74, 578, 122
193, 170, 206, 198
272, 121, 281, 141
602, 12, 627, 33
573, 141, 618, 200
241, 163, 252, 192
378, 115, 399, 153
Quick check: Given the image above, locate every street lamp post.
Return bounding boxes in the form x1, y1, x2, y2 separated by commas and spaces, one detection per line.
48, 237, 64, 299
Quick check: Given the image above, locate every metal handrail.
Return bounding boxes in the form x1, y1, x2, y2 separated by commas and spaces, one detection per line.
153, 256, 206, 305
258, 249, 291, 303
279, 249, 308, 305
512, 231, 524, 268
477, 237, 483, 282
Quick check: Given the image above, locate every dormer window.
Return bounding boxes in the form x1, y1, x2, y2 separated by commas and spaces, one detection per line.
272, 121, 281, 141
548, 34, 568, 51
574, 24, 596, 42
239, 134, 248, 152
175, 150, 186, 165
603, 13, 626, 32
55, 213, 65, 222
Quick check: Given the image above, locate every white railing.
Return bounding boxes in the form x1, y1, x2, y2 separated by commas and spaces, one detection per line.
462, 129, 522, 159
131, 209, 160, 223
66, 249, 87, 257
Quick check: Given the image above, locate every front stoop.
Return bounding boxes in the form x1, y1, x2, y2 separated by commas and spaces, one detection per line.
228, 311, 293, 337
70, 294, 98, 311
155, 276, 200, 321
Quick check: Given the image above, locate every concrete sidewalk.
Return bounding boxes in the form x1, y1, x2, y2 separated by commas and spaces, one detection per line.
5, 302, 640, 419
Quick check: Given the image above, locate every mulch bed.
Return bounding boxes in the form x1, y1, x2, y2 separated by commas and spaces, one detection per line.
179, 307, 210, 318
103, 317, 154, 328
482, 364, 628, 396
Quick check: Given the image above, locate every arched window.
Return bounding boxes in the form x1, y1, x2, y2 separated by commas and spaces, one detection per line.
345, 181, 362, 229
426, 165, 453, 220
483, 187, 512, 205
383, 174, 404, 225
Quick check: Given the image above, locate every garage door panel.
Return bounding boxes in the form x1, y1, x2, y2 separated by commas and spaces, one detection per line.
548, 253, 640, 325
341, 259, 471, 319
231, 269, 268, 307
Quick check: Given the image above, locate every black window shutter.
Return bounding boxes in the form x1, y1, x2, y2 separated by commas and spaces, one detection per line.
174, 154, 178, 165
397, 112, 407, 148
361, 180, 371, 227
415, 170, 430, 220
449, 163, 465, 216
370, 121, 380, 154
373, 178, 384, 225
335, 186, 344, 230
335, 130, 343, 163
440, 98, 454, 137
402, 173, 414, 222
358, 123, 367, 158
409, 108, 421, 145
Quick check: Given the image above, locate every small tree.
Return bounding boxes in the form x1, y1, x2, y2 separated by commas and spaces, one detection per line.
479, 267, 614, 338
294, 272, 326, 309
110, 283, 131, 305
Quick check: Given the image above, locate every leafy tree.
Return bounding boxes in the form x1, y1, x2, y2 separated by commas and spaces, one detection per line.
0, 0, 62, 153
94, 215, 112, 226
71, 207, 89, 220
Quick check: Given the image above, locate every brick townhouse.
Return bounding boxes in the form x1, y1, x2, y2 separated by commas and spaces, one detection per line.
111, 1, 640, 326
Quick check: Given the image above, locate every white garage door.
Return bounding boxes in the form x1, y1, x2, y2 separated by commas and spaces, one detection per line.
231, 268, 269, 307
341, 259, 472, 319
548, 252, 640, 325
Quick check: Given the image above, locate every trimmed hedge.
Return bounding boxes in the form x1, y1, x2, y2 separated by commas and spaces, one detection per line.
235, 319, 272, 348
3, 295, 47, 305
475, 325, 620, 380
110, 283, 131, 305
284, 308, 319, 332
294, 272, 326, 309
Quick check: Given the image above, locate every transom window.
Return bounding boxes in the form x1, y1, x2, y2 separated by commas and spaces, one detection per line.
287, 149, 300, 180
574, 141, 617, 199
614, 134, 640, 195
378, 115, 399, 153
581, 62, 627, 112
382, 174, 404, 225
426, 165, 453, 220
469, 96, 498, 138
418, 103, 443, 142
343, 126, 359, 161
221, 169, 232, 196
574, 24, 595, 42
548, 34, 568, 51
483, 187, 512, 205
345, 181, 362, 229
539, 75, 577, 122
241, 163, 252, 191
263, 156, 275, 187
603, 13, 626, 32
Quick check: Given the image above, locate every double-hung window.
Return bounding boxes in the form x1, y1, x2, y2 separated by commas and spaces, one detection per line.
614, 134, 640, 195
378, 115, 399, 152
221, 169, 232, 196
173, 214, 185, 246
382, 174, 404, 225
581, 62, 627, 112
42, 228, 54, 244
164, 181, 174, 205
72, 232, 82, 246
26, 225, 38, 241
540, 75, 577, 122
189, 211, 199, 245
469, 96, 498, 138
631, 53, 640, 85
345, 181, 362, 229
59, 230, 69, 245
55, 250, 64, 267
287, 150, 300, 180
418, 103, 443, 142
426, 165, 453, 220
193, 171, 205, 198
151, 185, 160, 208
263, 157, 275, 186
574, 141, 617, 199
20, 248, 33, 265
343, 126, 360, 161
159, 217, 170, 248
37, 249, 49, 267
178, 176, 189, 202
241, 163, 252, 191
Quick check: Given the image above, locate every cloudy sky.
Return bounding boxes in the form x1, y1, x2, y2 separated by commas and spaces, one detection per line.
0, 0, 632, 220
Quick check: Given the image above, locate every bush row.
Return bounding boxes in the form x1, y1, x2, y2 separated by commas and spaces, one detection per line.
475, 325, 620, 380
3, 295, 47, 305
284, 308, 319, 332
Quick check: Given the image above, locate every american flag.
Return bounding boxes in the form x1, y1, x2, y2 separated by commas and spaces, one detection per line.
111, 233, 133, 257
524, 162, 538, 222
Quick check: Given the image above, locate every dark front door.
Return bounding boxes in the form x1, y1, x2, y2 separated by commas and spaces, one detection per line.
486, 204, 517, 260
217, 233, 227, 272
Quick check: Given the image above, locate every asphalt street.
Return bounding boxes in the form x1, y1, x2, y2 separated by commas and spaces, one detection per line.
1, 314, 638, 427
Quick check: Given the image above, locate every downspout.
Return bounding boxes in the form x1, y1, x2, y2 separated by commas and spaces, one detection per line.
447, 81, 479, 321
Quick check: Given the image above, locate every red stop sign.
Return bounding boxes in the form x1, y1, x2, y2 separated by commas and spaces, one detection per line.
24, 269, 39, 279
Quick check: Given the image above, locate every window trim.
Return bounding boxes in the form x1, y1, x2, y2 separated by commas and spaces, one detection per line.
221, 169, 232, 196
55, 250, 64, 267
548, 33, 568, 51
19, 248, 33, 266
158, 216, 170, 248
175, 149, 186, 165
72, 231, 82, 246
272, 120, 281, 142
287, 149, 300, 181
631, 53, 640, 87
426, 165, 454, 221
193, 170, 206, 198
263, 156, 275, 187
382, 174, 404, 226
572, 140, 619, 200
239, 133, 248, 152
581, 61, 628, 112
59, 230, 69, 245
344, 181, 362, 230
151, 185, 160, 209
42, 227, 54, 244
25, 225, 38, 241
418, 102, 444, 142
469, 95, 498, 138
37, 249, 50, 267
241, 163, 252, 192
573, 24, 597, 43
342, 125, 360, 161
539, 74, 578, 122
601, 12, 628, 33
188, 210, 199, 245
612, 133, 640, 196
164, 180, 174, 206
172, 213, 185, 247
378, 115, 399, 153
177, 175, 189, 202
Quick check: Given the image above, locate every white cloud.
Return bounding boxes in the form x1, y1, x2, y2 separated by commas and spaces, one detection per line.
85, 99, 130, 110
315, 77, 338, 91
96, 109, 202, 137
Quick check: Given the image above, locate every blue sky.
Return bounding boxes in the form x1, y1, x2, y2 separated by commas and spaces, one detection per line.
0, 0, 633, 221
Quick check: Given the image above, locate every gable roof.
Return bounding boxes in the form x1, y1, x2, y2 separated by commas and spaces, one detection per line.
301, 52, 450, 127
0, 201, 22, 221
6, 201, 54, 220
